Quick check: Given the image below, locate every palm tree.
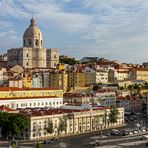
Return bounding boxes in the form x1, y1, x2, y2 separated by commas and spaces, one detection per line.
127, 85, 134, 95
109, 107, 119, 125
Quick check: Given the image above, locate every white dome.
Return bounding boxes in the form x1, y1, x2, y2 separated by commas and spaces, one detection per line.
23, 18, 42, 39
23, 18, 43, 48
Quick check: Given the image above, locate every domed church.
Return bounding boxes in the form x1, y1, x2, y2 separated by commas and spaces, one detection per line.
7, 18, 59, 68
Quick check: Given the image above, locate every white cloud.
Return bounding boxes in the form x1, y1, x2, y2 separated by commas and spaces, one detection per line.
0, 0, 148, 63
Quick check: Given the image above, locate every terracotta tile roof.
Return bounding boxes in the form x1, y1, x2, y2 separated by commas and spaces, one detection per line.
117, 96, 139, 100
18, 107, 109, 117
0, 96, 59, 100
0, 105, 15, 112
96, 89, 114, 93
130, 68, 148, 71
0, 87, 62, 91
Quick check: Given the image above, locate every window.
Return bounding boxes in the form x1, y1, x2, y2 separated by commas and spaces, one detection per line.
24, 40, 25, 46
28, 39, 32, 46
35, 39, 39, 46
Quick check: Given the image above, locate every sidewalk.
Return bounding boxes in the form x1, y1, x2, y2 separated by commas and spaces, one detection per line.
94, 138, 148, 148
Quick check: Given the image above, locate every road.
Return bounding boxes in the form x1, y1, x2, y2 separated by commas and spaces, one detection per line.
1, 116, 148, 148
1, 130, 148, 148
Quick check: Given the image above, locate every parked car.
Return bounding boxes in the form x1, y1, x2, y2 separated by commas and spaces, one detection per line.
43, 139, 54, 144
51, 137, 60, 141
110, 129, 120, 136
93, 140, 103, 146
121, 129, 129, 136
140, 135, 148, 140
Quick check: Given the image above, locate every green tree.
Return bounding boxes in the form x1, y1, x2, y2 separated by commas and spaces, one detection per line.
0, 113, 29, 137
59, 57, 78, 65
36, 142, 42, 148
46, 120, 54, 134
127, 85, 134, 95
109, 107, 119, 124
58, 117, 67, 135
144, 82, 148, 89
8, 114, 29, 136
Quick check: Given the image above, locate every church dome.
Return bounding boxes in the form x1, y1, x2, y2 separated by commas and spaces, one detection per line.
23, 18, 43, 48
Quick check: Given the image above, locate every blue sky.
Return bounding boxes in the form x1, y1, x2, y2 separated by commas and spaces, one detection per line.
0, 0, 148, 63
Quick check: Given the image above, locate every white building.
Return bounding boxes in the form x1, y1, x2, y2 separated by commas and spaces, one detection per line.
95, 70, 108, 84
0, 96, 63, 109
109, 69, 129, 83
0, 68, 8, 86
17, 107, 124, 140
95, 89, 116, 107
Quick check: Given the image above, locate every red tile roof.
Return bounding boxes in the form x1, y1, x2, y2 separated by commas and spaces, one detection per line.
0, 96, 59, 100
0, 105, 15, 112
0, 87, 62, 91
18, 107, 109, 117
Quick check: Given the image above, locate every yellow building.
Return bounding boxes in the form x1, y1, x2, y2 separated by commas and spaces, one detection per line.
130, 68, 148, 82
22, 72, 32, 88
0, 87, 63, 99
57, 63, 65, 70
49, 70, 68, 92
85, 73, 95, 86
68, 71, 86, 91
74, 72, 85, 87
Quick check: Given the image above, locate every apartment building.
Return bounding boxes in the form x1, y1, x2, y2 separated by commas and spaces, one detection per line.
108, 69, 129, 83
63, 93, 92, 104
116, 96, 142, 113
49, 70, 68, 92
95, 70, 108, 84
95, 89, 116, 107
129, 68, 148, 82
0, 68, 8, 86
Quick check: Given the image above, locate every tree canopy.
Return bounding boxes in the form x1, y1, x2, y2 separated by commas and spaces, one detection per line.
0, 112, 29, 137
58, 117, 67, 134
59, 57, 78, 65
46, 120, 54, 134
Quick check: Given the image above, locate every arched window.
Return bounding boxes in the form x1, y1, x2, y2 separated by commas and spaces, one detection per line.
28, 39, 32, 46
35, 39, 39, 46
23, 40, 26, 46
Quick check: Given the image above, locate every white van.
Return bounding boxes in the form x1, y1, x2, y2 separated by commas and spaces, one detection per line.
141, 135, 148, 140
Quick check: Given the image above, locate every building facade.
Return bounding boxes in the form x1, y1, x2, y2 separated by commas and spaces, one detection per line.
0, 87, 63, 99
18, 107, 124, 140
7, 18, 59, 69
46, 48, 59, 68
0, 97, 63, 109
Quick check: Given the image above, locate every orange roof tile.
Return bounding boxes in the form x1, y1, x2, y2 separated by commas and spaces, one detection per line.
0, 87, 62, 91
